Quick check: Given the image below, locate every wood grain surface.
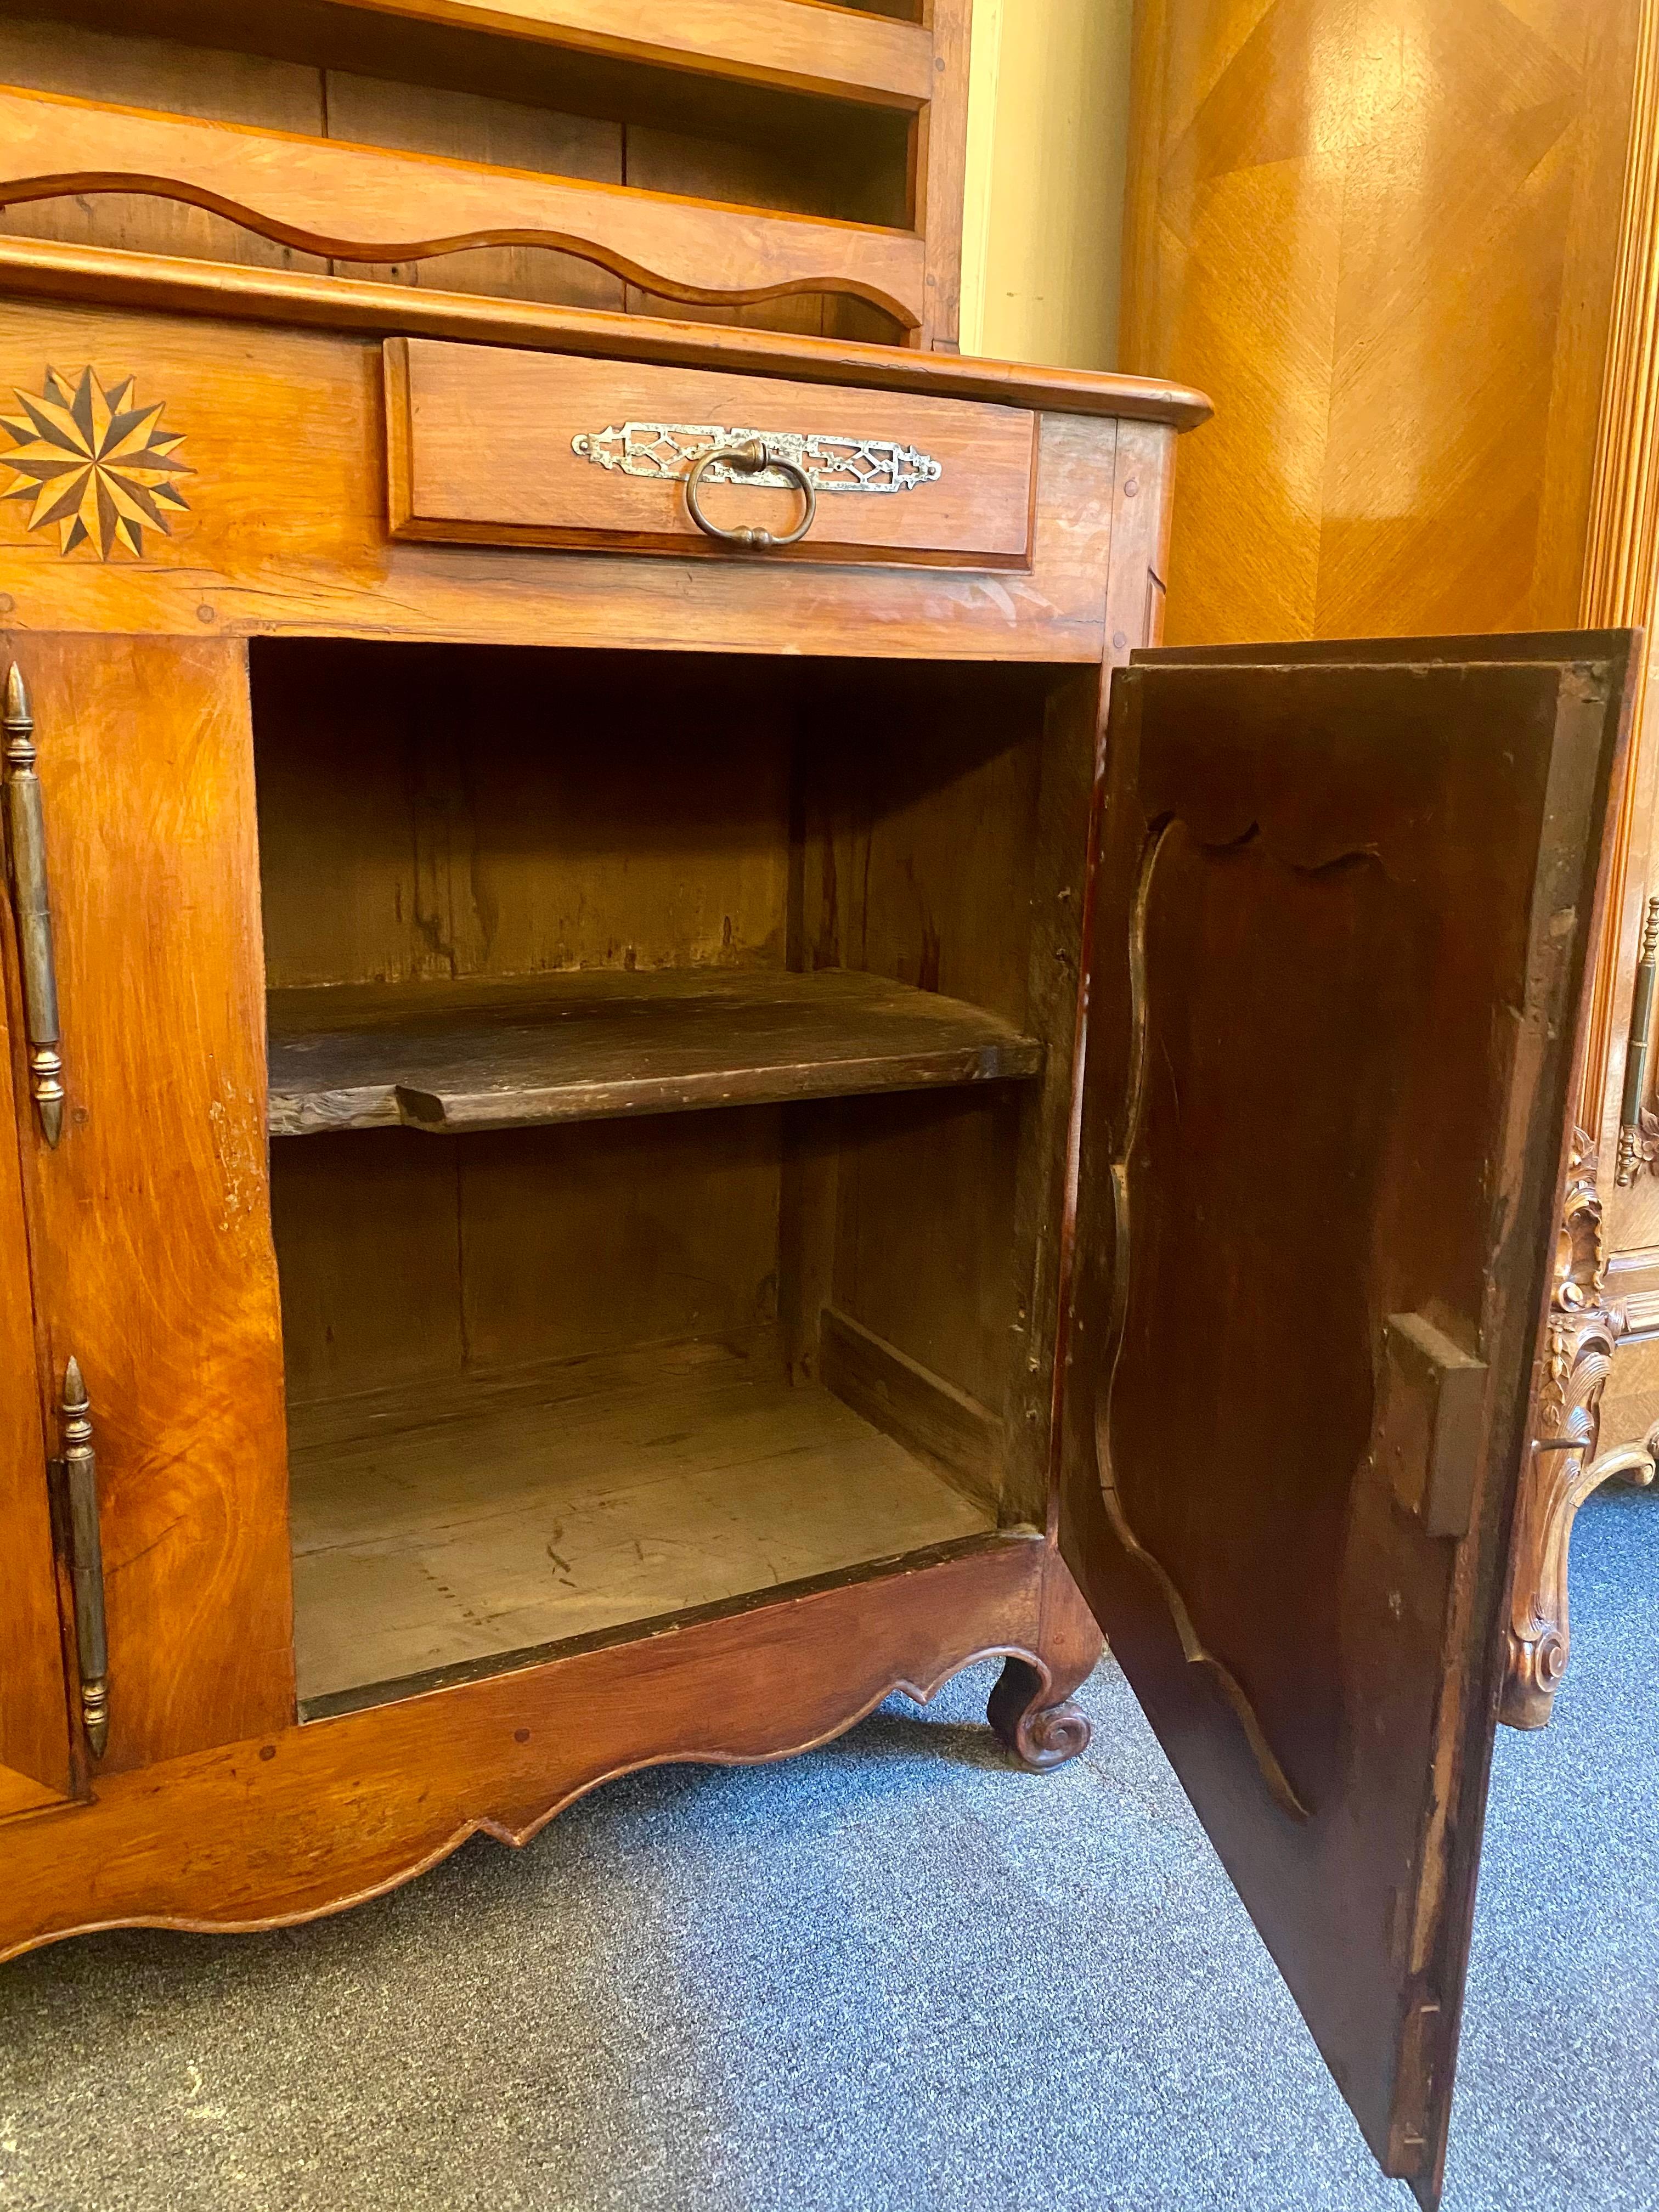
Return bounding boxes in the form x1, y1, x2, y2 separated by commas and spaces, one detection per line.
916, 0, 971, 351
819, 1302, 1002, 1513
311, 0, 938, 107
251, 641, 794, 992
0, 235, 1212, 425
0, 891, 71, 1804
288, 1333, 995, 1709
267, 968, 1043, 1135
0, 1530, 1084, 1961
0, 297, 1138, 664
4, 633, 296, 1776
0, 83, 929, 329
0, 1, 958, 343
1059, 636, 1633, 2210
1120, 0, 1641, 645
273, 1109, 787, 1407
387, 337, 1036, 564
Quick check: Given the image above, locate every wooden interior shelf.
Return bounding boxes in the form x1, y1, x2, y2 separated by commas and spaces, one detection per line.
266, 968, 1043, 1136
288, 1335, 1001, 1715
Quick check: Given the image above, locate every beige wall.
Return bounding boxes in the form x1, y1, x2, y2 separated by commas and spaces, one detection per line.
959, 0, 1135, 370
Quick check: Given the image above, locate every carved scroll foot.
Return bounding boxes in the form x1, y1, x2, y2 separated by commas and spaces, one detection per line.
1503, 1420, 1657, 1728
1501, 1131, 1654, 1728
987, 1658, 1092, 1769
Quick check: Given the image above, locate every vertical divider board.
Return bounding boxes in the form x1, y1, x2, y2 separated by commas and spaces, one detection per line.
918, 0, 973, 352
7, 633, 294, 1777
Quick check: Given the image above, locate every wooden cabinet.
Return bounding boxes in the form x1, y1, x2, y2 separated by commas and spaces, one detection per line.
0, 10, 1636, 2210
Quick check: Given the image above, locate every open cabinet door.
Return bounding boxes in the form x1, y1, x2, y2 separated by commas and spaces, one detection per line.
1057, 634, 1635, 2209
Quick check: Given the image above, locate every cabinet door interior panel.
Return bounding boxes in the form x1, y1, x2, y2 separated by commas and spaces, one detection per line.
1059, 635, 1634, 2210
5, 634, 296, 1775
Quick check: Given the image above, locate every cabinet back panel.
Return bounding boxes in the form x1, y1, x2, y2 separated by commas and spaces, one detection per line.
831, 1086, 1025, 1421
273, 1108, 784, 1407
252, 642, 795, 989
798, 662, 1051, 1023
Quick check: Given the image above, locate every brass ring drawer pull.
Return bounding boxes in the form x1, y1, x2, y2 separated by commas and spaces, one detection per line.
684, 439, 817, 550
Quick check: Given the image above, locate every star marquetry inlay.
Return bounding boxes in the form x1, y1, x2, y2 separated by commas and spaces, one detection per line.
1, 365, 192, 559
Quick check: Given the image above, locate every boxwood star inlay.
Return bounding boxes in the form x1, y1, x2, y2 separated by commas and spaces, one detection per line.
1, 365, 191, 560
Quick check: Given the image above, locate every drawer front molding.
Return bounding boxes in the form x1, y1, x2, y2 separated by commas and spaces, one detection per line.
387, 337, 1037, 568
572, 421, 944, 496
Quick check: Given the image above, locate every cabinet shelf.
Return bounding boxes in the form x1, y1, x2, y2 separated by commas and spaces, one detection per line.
266, 968, 1043, 1137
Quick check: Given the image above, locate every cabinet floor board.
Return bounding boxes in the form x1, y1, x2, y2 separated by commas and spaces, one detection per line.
287, 1336, 997, 1707
267, 968, 1043, 1136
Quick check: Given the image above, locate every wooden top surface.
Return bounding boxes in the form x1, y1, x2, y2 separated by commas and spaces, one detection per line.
267, 966, 1045, 1135
0, 234, 1214, 430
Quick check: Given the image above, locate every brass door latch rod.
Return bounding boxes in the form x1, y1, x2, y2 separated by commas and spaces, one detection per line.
2, 663, 65, 1146
57, 1357, 109, 1760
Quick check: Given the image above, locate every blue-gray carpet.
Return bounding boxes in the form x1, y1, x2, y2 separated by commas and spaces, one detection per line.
1, 1486, 1655, 2212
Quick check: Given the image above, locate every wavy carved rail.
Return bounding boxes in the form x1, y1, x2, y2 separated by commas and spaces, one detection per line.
0, 85, 926, 330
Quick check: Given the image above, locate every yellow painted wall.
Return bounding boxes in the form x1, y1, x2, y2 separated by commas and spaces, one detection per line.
959, 0, 1136, 371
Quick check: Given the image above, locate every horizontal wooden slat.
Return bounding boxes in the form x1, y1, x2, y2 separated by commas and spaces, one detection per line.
387, 337, 1037, 565
0, 84, 926, 328
317, 0, 936, 108
0, 234, 1213, 427
267, 969, 1045, 1135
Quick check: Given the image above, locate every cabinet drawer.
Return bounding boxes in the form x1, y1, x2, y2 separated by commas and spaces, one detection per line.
385, 338, 1037, 569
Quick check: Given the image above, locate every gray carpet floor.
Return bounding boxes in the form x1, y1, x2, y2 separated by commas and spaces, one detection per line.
2, 1485, 1655, 2212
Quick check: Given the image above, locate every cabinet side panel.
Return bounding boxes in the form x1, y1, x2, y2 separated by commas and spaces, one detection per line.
8, 633, 294, 1774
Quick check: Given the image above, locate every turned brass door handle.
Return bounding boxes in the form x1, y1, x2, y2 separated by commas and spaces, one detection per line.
684, 439, 817, 550
2, 664, 65, 1146
58, 1357, 109, 1760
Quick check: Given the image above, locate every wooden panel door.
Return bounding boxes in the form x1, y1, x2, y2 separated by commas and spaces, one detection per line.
2, 633, 294, 1779
0, 926, 69, 1813
1058, 635, 1634, 2208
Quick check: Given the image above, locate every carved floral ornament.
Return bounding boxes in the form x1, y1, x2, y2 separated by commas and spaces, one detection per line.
1, 365, 191, 560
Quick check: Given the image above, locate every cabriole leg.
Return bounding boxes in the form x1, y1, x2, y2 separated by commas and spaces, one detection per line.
987, 1553, 1101, 1769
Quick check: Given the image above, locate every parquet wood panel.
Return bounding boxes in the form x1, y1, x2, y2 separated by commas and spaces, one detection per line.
1121, 0, 1641, 646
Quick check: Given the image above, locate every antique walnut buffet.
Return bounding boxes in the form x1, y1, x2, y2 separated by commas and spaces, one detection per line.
0, 7, 1635, 2209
